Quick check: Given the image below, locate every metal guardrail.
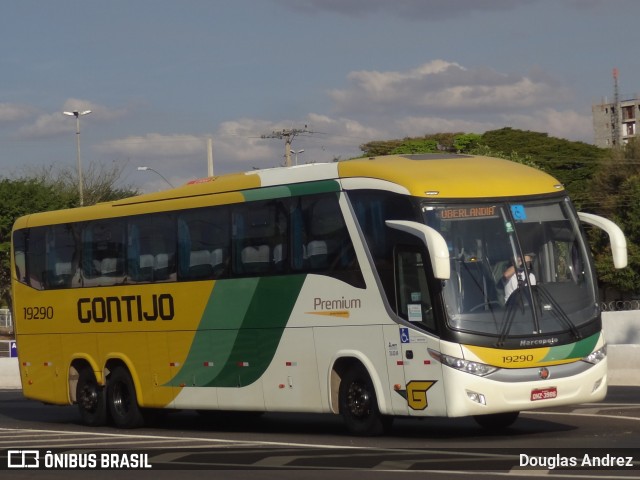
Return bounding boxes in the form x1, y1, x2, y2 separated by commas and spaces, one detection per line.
601, 300, 640, 311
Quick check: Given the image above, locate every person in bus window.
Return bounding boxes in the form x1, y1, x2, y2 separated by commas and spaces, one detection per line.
503, 255, 536, 302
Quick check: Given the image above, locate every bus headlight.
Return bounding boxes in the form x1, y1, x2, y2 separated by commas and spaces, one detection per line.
582, 345, 607, 365
428, 349, 498, 377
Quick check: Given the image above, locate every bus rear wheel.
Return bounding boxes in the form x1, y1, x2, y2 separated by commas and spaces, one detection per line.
107, 366, 144, 428
473, 411, 519, 430
339, 364, 392, 436
76, 367, 107, 427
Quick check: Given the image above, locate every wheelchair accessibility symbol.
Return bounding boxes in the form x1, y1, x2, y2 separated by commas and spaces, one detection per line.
400, 327, 410, 344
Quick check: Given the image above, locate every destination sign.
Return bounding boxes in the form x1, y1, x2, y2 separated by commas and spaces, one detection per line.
439, 206, 497, 219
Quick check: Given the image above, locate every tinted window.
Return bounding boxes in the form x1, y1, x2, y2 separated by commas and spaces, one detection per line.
128, 213, 177, 283
82, 219, 126, 286
44, 224, 80, 289
178, 206, 230, 280
15, 191, 365, 290
349, 190, 420, 302
232, 200, 288, 275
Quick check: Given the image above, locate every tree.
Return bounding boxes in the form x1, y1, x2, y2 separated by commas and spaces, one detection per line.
389, 138, 438, 154
359, 133, 463, 157
480, 128, 606, 210
467, 144, 543, 170
453, 133, 482, 153
24, 161, 139, 206
586, 138, 640, 296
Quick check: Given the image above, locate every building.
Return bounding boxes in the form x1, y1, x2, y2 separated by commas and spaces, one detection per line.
593, 95, 640, 148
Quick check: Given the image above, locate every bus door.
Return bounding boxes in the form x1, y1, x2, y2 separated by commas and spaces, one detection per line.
393, 246, 447, 417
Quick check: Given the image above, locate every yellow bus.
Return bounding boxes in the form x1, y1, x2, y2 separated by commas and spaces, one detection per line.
11, 153, 626, 435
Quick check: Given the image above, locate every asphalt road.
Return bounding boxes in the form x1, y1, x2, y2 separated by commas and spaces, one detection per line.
0, 387, 639, 479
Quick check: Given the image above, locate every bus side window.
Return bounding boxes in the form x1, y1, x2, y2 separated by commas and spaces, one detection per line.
44, 224, 80, 289
349, 190, 420, 302
82, 219, 126, 287
25, 227, 47, 290
12, 230, 27, 286
178, 206, 229, 281
232, 200, 288, 276
300, 193, 364, 288
129, 213, 177, 283
394, 247, 435, 332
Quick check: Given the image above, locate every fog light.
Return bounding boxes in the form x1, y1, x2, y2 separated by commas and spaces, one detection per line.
466, 390, 486, 405
592, 378, 603, 393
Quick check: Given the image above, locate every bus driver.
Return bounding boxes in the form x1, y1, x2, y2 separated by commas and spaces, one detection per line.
503, 255, 536, 302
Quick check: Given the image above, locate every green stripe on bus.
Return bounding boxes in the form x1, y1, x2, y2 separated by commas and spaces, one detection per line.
566, 333, 599, 358
164, 278, 259, 387
540, 333, 599, 363
242, 186, 292, 202
165, 274, 306, 388
287, 180, 340, 196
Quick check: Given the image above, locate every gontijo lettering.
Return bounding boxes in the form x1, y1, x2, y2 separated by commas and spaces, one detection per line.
77, 294, 174, 323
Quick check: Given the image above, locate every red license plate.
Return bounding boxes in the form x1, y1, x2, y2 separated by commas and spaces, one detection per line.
531, 387, 557, 401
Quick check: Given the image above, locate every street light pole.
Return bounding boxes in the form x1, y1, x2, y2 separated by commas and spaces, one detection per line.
291, 149, 304, 165
137, 166, 175, 188
63, 110, 92, 206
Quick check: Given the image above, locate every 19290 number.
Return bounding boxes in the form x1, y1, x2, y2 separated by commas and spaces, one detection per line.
23, 306, 54, 320
502, 354, 534, 364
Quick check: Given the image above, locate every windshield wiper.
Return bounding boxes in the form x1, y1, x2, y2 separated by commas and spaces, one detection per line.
496, 287, 526, 347
533, 284, 582, 340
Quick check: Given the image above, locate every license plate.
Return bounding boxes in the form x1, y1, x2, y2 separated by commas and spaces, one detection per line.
531, 387, 557, 401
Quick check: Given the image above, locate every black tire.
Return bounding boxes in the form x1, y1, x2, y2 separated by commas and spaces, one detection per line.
107, 366, 144, 428
76, 367, 108, 427
473, 411, 520, 430
339, 364, 393, 436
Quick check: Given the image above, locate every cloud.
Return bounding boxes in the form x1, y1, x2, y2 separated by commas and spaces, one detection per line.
501, 108, 593, 142
15, 112, 71, 138
273, 0, 539, 20
94, 57, 592, 193
15, 99, 129, 139
329, 60, 571, 116
97, 133, 209, 158
0, 103, 36, 123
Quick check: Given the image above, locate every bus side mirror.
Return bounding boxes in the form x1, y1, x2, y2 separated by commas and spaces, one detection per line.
385, 220, 450, 279
578, 212, 628, 269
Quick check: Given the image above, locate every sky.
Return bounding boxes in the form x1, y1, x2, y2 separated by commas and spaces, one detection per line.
1, 0, 639, 193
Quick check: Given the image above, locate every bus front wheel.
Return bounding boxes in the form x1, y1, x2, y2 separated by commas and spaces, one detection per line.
107, 366, 144, 428
76, 367, 107, 427
339, 364, 392, 436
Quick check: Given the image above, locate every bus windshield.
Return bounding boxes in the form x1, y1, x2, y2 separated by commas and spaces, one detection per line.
422, 198, 598, 338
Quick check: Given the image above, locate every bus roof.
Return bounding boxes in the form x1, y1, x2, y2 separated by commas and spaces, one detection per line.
14, 154, 564, 228
125, 153, 562, 202
338, 154, 563, 198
